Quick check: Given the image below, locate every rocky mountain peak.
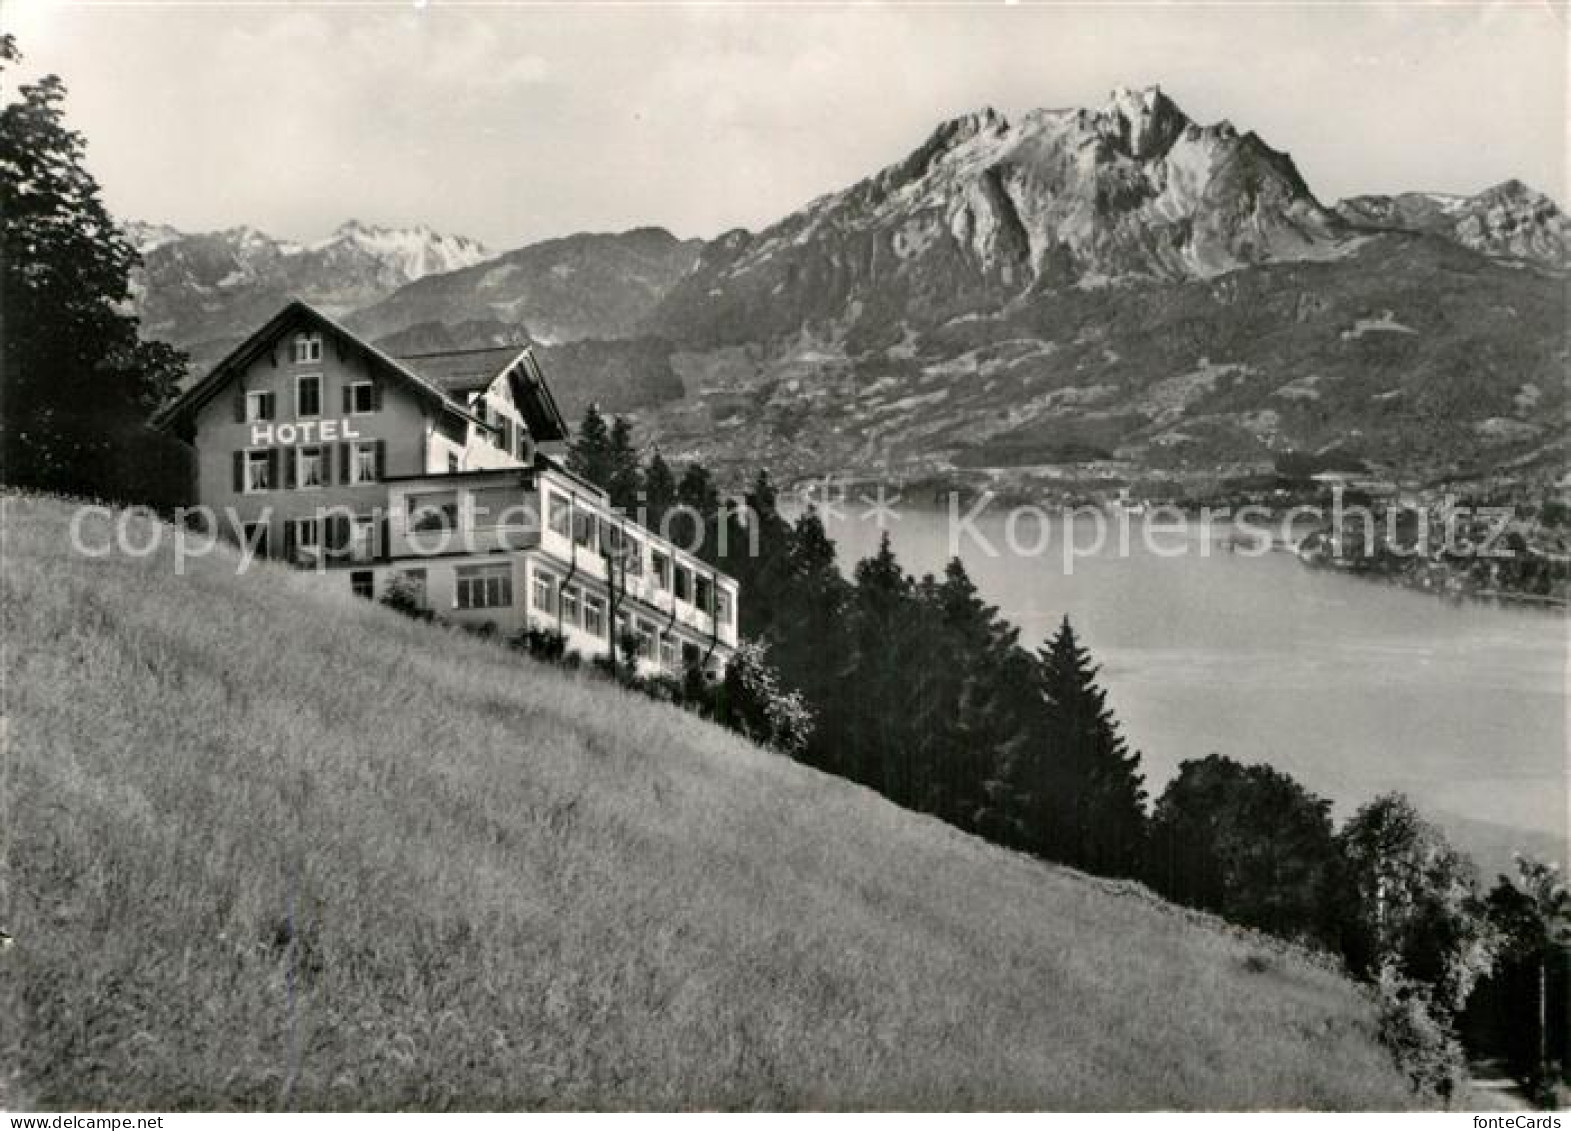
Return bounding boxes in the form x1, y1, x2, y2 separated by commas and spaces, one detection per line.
1096, 84, 1189, 159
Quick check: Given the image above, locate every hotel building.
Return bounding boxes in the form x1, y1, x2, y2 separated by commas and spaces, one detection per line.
154, 301, 739, 676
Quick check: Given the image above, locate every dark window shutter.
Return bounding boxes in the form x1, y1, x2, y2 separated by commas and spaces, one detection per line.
320, 444, 333, 485
375, 440, 386, 480
378, 515, 389, 561
264, 392, 275, 420
234, 386, 246, 423
233, 451, 244, 492
342, 385, 352, 414
371, 380, 382, 411
267, 448, 280, 491
283, 520, 296, 563
333, 514, 351, 560
339, 442, 351, 484
282, 447, 296, 490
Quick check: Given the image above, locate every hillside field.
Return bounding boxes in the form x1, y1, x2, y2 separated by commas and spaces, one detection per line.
0, 493, 1420, 1110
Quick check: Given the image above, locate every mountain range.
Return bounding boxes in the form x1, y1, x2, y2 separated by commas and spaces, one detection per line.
132, 85, 1567, 491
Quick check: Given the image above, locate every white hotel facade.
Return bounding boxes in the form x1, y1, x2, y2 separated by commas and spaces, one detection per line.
154, 301, 739, 676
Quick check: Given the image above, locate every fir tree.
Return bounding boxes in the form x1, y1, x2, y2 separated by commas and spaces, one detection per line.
605, 415, 642, 512
567, 403, 613, 489
1032, 616, 1148, 876
642, 449, 678, 532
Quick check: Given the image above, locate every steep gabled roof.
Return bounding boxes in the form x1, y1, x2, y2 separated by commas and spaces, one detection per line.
393, 346, 525, 397
151, 300, 485, 434
507, 350, 571, 445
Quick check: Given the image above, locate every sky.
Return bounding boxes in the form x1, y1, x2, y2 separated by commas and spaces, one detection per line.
6, 1, 1567, 250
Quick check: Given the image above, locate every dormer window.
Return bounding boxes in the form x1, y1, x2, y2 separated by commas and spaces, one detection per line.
294, 332, 322, 364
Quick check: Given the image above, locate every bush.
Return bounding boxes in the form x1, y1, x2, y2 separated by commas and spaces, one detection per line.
511, 625, 567, 663
715, 641, 813, 758
1373, 966, 1466, 1105
379, 575, 433, 622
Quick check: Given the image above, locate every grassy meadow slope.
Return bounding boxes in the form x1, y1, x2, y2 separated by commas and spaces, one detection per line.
1, 493, 1417, 1110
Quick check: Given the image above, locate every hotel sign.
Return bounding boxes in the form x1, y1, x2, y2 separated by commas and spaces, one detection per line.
250, 418, 364, 447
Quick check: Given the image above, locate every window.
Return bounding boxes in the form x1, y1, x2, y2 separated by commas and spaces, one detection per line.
455, 563, 512, 610
348, 514, 376, 562
581, 593, 605, 637
296, 374, 321, 418
294, 332, 322, 364
695, 574, 713, 614
652, 550, 671, 591
348, 381, 375, 415
635, 618, 657, 659
292, 517, 321, 565
560, 585, 580, 627
548, 492, 572, 538
447, 452, 461, 474
408, 492, 458, 532
716, 587, 733, 628
531, 570, 557, 616
352, 441, 379, 485
572, 508, 596, 551
682, 641, 702, 670
351, 570, 374, 600
674, 563, 693, 603
659, 635, 678, 671
244, 449, 272, 493
624, 537, 645, 578
241, 520, 269, 559
245, 391, 275, 422
296, 445, 324, 489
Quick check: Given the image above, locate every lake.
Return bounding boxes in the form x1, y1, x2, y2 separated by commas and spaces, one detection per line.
804, 499, 1568, 876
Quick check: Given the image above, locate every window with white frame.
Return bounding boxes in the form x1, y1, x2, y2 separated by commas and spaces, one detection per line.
624, 536, 645, 577
408, 492, 458, 532
244, 450, 272, 493
348, 381, 375, 414
716, 587, 733, 628
652, 550, 671, 591
296, 445, 324, 489
296, 373, 321, 418
245, 391, 275, 422
674, 563, 693, 603
455, 563, 513, 610
659, 635, 678, 671
349, 514, 376, 562
560, 584, 580, 627
294, 332, 322, 364
531, 569, 557, 616
581, 593, 605, 637
548, 491, 572, 539
293, 517, 321, 564
352, 441, 378, 485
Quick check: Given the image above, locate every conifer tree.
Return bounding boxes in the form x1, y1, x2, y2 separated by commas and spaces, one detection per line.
567, 403, 613, 489
1033, 616, 1148, 876
642, 449, 678, 531
605, 415, 642, 512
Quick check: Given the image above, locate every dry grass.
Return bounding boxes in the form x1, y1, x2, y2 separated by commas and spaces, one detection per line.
0, 492, 1419, 1110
